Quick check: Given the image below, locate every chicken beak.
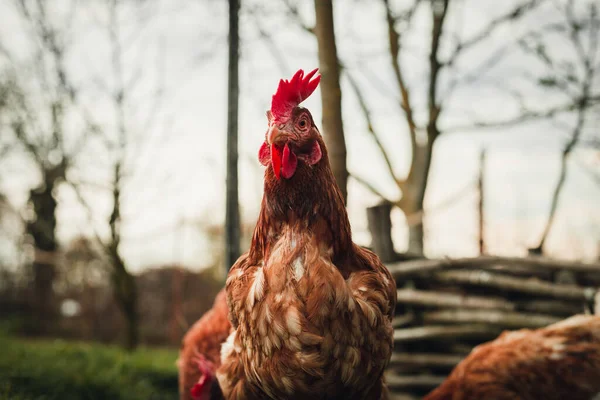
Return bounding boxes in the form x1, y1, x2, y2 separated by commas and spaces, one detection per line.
266, 124, 291, 179
267, 125, 281, 145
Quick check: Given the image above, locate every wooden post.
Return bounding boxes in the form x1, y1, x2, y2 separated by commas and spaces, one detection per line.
225, 0, 240, 271
478, 149, 486, 255
367, 202, 396, 263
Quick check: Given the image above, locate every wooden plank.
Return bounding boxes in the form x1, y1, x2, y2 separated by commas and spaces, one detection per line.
394, 324, 502, 342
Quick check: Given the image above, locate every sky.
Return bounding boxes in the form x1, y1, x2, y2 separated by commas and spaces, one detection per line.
0, 0, 598, 272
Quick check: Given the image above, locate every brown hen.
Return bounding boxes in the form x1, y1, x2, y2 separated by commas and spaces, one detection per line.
178, 289, 231, 400
425, 315, 600, 400
216, 68, 397, 400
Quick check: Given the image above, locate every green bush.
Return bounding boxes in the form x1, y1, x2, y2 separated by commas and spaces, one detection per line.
0, 334, 179, 400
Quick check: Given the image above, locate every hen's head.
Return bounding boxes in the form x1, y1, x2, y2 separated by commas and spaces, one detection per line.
190, 354, 219, 400
258, 68, 322, 180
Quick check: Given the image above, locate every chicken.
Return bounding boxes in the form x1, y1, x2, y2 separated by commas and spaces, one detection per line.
424, 315, 600, 400
178, 289, 231, 400
215, 68, 397, 400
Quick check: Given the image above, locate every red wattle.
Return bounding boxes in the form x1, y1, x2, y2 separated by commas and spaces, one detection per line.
281, 143, 297, 179
271, 143, 282, 179
258, 142, 270, 166
190, 379, 206, 399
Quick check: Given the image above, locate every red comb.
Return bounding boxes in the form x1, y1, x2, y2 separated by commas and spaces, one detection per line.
270, 68, 320, 122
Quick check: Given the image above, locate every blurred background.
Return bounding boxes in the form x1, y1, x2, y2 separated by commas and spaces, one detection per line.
0, 0, 598, 398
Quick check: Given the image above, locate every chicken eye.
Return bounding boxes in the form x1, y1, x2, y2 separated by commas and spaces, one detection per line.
297, 115, 310, 131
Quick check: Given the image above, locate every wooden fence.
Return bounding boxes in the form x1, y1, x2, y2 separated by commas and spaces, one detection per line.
384, 255, 600, 399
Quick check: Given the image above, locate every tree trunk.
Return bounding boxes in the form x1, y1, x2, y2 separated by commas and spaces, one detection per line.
26, 168, 63, 335
111, 254, 139, 350
404, 142, 434, 255
314, 0, 348, 203
109, 163, 139, 350
400, 1, 448, 255
225, 0, 241, 270
407, 223, 424, 255
367, 202, 396, 263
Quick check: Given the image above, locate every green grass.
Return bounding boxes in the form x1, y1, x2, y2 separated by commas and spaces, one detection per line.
0, 334, 179, 400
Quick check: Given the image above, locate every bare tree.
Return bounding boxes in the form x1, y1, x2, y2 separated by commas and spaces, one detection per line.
0, 0, 177, 349
276, 1, 570, 254
345, 0, 599, 254
525, 0, 600, 254
67, 0, 172, 350
0, 0, 95, 333
314, 0, 348, 202
100, 0, 139, 350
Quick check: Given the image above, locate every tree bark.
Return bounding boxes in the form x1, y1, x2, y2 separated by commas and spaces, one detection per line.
407, 223, 424, 255
109, 163, 139, 350
26, 165, 64, 335
314, 0, 348, 203
111, 251, 139, 350
367, 203, 396, 262
404, 1, 448, 254
225, 0, 241, 269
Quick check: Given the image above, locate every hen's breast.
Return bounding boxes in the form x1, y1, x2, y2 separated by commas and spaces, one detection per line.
224, 228, 393, 399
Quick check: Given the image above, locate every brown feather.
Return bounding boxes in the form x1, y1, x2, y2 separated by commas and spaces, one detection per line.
217, 115, 396, 400
178, 289, 231, 400
425, 315, 600, 400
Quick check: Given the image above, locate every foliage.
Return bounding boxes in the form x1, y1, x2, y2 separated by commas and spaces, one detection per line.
0, 333, 178, 400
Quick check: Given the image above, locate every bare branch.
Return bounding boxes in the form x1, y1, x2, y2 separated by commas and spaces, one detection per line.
399, 0, 451, 221
0, 143, 16, 160
11, 119, 44, 167
280, 0, 314, 34
65, 180, 110, 253
2, 78, 47, 161
404, 179, 476, 227
529, 0, 599, 251
444, 0, 547, 68
250, 11, 290, 75
534, 100, 586, 250
382, 0, 419, 157
575, 157, 600, 186
565, 0, 592, 74
349, 173, 395, 203
425, 0, 449, 141
444, 95, 600, 133
344, 69, 401, 188
442, 22, 574, 104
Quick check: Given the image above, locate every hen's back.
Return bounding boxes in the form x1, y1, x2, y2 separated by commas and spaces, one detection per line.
425, 315, 600, 400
